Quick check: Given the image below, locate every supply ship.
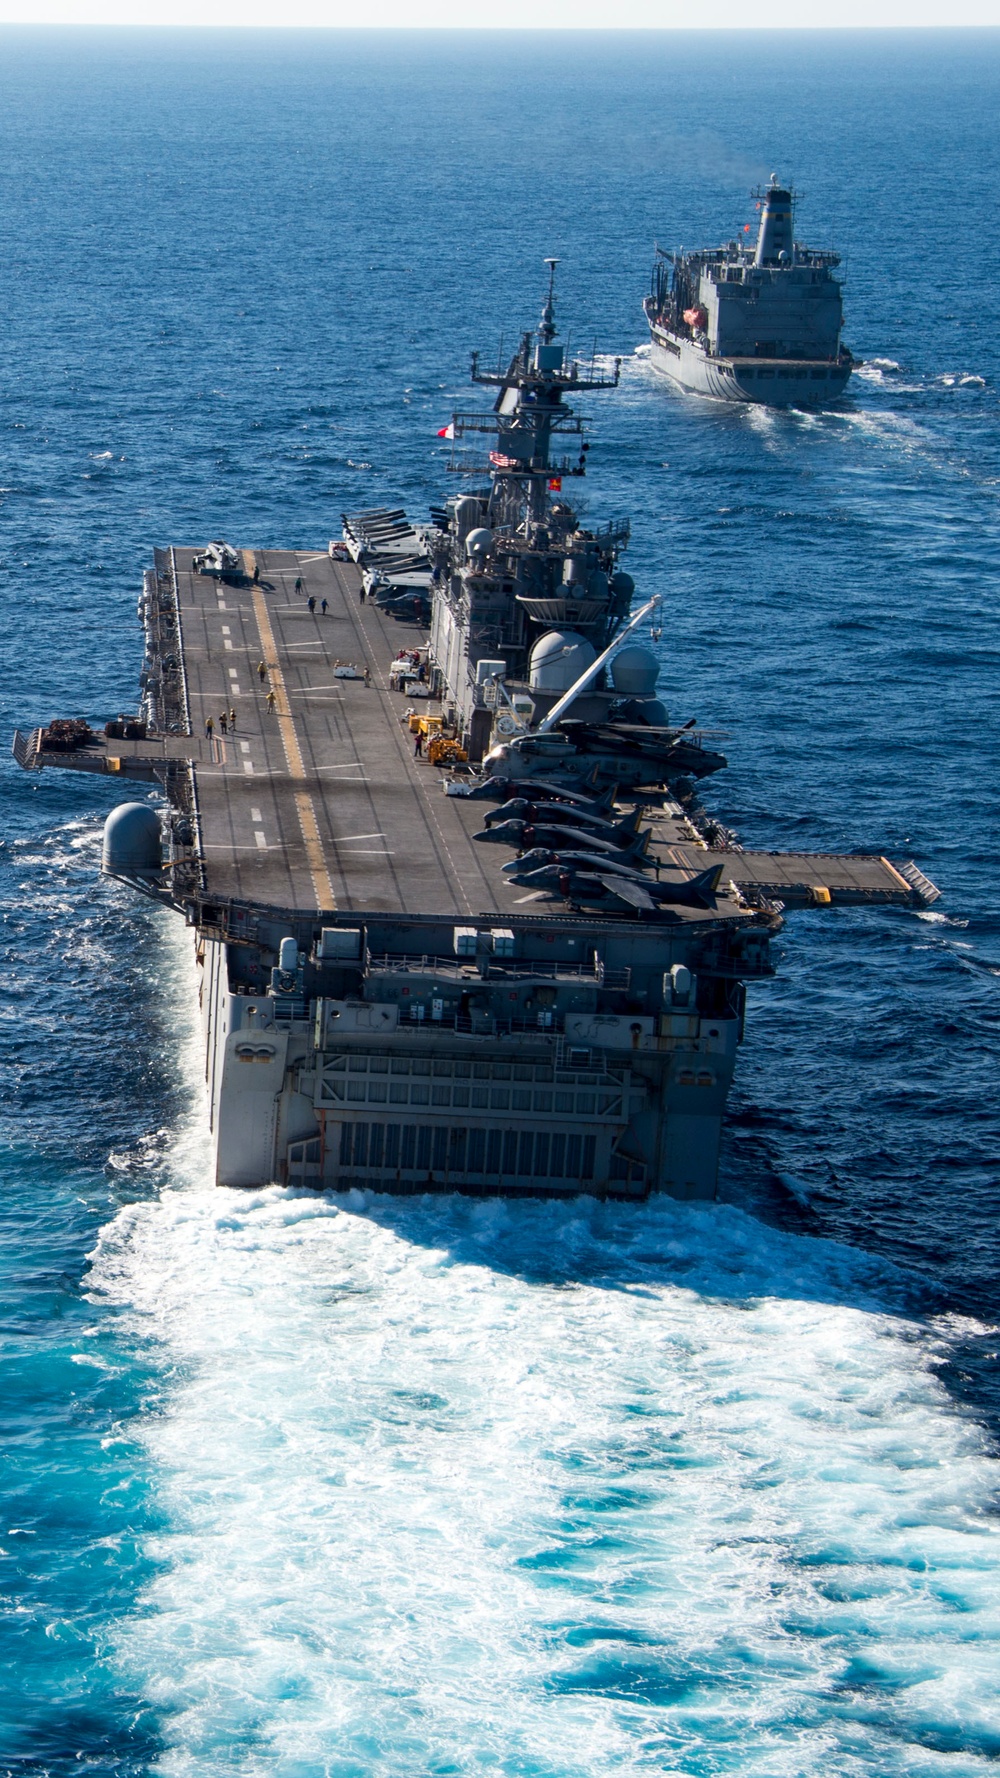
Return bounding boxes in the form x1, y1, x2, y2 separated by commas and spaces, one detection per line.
644, 177, 854, 405
13, 269, 935, 1199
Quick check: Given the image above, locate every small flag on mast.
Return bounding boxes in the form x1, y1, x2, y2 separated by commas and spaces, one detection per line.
437, 423, 455, 439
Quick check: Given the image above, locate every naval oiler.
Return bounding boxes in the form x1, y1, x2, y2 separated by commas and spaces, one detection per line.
645, 178, 855, 405
13, 271, 935, 1199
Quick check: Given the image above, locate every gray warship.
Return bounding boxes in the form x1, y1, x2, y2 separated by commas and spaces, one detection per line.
644, 177, 854, 406
13, 269, 935, 1200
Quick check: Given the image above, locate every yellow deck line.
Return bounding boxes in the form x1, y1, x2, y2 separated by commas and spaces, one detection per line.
252, 586, 336, 911
879, 856, 914, 894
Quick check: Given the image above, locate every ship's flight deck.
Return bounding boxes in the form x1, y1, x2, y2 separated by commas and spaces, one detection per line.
164, 545, 508, 919
18, 545, 923, 921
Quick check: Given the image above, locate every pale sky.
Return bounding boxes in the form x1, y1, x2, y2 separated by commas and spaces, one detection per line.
0, 1, 996, 28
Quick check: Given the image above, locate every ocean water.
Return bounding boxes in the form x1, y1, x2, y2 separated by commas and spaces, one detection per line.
1, 26, 999, 1774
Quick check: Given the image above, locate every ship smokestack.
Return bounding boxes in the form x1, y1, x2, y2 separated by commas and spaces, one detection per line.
754, 178, 794, 267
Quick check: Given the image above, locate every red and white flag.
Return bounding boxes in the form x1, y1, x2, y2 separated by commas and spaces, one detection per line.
437, 423, 455, 439
489, 452, 520, 469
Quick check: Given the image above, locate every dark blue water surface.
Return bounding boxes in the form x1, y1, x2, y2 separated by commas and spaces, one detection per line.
1, 27, 999, 1775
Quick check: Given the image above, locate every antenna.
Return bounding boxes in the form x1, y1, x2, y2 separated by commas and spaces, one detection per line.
539, 258, 559, 344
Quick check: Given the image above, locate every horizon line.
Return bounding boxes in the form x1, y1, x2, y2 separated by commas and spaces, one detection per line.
0, 16, 997, 26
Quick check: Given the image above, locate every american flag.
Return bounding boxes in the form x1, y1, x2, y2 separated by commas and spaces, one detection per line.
489, 451, 520, 469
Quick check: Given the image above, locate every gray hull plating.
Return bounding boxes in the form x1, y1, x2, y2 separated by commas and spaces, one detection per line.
647, 325, 852, 408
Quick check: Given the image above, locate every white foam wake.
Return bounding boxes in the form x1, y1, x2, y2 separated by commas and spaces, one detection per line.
89, 928, 1000, 1776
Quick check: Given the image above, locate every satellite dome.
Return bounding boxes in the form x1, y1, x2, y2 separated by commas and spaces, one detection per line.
529, 630, 597, 694
453, 496, 483, 542
639, 698, 669, 727
465, 526, 493, 557
102, 802, 162, 878
612, 695, 670, 728
610, 645, 659, 697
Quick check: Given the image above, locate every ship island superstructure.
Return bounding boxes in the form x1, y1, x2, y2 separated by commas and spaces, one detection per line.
13, 272, 935, 1200
645, 178, 854, 406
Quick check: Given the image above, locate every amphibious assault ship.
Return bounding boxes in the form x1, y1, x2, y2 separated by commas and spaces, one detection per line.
13, 269, 935, 1199
644, 177, 854, 406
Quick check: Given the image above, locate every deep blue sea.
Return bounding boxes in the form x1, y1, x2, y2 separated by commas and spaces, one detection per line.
1, 25, 999, 1774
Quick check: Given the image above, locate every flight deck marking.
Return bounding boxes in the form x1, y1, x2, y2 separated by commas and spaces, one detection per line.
252, 586, 336, 912
348, 587, 474, 917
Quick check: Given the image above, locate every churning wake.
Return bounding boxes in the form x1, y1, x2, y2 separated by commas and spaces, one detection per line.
86, 934, 1000, 1778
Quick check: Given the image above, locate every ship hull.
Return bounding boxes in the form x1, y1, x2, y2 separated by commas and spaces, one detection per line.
647, 323, 852, 408
196, 934, 738, 1203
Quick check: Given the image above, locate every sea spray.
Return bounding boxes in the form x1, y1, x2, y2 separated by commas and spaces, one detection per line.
86, 935, 1000, 1775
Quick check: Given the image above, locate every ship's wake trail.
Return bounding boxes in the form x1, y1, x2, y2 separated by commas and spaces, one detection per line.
89, 1125, 1000, 1774
82, 924, 998, 1777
